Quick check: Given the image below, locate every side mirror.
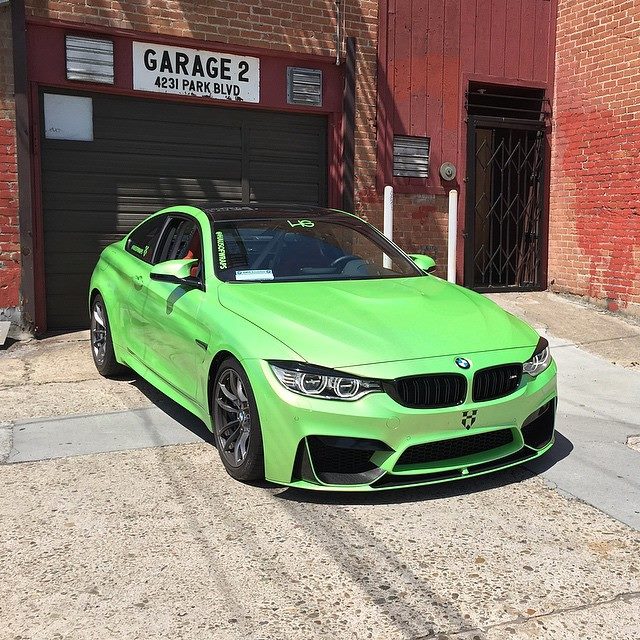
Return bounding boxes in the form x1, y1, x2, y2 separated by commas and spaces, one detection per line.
150, 259, 202, 288
408, 254, 437, 274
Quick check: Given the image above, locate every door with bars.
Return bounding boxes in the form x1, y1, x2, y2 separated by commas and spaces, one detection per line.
464, 117, 546, 291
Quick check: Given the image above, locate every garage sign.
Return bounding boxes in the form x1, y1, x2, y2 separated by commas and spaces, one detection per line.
133, 42, 260, 103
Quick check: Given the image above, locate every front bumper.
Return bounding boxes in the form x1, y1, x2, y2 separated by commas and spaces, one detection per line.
242, 349, 558, 491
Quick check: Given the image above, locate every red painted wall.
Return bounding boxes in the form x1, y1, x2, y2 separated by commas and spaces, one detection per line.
550, 0, 640, 317
376, 0, 557, 279
379, 0, 556, 193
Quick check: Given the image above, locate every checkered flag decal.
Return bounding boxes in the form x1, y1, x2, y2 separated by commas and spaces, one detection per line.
461, 410, 478, 430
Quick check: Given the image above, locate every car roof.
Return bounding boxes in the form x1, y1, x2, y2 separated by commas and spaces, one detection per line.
203, 203, 354, 221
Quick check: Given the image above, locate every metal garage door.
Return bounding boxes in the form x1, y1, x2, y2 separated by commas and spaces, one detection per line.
40, 91, 327, 328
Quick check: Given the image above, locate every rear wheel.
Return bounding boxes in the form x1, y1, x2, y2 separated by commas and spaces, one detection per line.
212, 358, 265, 482
90, 294, 127, 377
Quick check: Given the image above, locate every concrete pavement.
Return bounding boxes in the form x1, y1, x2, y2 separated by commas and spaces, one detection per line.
488, 292, 640, 528
6, 406, 206, 464
2, 291, 639, 528
525, 335, 640, 529
0, 331, 154, 422
489, 291, 640, 529
3, 330, 640, 529
1, 444, 639, 640
486, 291, 640, 369
1, 290, 640, 639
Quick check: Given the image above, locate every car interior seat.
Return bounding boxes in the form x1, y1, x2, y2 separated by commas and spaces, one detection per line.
183, 230, 202, 278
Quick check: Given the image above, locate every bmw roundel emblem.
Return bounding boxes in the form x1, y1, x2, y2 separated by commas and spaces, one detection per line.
455, 357, 471, 370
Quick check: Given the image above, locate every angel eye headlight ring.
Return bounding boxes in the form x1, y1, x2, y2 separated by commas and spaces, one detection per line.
269, 362, 381, 401
523, 337, 552, 377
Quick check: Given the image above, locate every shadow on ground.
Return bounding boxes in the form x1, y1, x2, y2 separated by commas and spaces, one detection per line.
128, 376, 216, 446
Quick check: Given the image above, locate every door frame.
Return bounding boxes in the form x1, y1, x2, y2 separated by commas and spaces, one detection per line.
464, 115, 548, 292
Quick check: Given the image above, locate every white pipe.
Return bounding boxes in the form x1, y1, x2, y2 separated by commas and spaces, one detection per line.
383, 185, 393, 269
447, 189, 458, 283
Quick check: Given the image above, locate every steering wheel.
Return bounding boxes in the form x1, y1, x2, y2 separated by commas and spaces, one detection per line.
330, 255, 359, 270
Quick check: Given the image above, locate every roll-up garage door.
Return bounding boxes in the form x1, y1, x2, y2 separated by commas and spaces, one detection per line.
40, 91, 327, 328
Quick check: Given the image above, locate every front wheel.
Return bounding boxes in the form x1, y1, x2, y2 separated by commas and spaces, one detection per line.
212, 358, 265, 482
90, 293, 127, 377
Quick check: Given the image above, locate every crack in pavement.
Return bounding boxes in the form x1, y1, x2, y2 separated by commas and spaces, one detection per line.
0, 376, 103, 389
415, 590, 640, 639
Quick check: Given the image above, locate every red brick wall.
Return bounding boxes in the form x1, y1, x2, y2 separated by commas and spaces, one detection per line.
13, 0, 448, 305
24, 1, 449, 273
0, 7, 21, 311
358, 189, 449, 270
550, 0, 640, 316
24, 0, 380, 207
22, 3, 446, 280
27, 0, 366, 54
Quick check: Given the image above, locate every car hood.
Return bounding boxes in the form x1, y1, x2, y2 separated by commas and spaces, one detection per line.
217, 277, 539, 368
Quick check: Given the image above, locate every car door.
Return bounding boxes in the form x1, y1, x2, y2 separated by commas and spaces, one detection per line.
141, 215, 211, 407
119, 214, 168, 363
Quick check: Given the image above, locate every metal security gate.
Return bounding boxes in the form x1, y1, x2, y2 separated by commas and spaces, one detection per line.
40, 90, 327, 328
464, 116, 546, 291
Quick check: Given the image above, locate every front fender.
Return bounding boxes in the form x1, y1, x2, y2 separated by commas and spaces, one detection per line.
196, 302, 305, 427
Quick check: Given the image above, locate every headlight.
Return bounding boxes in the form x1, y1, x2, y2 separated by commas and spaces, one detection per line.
523, 337, 552, 377
269, 361, 382, 401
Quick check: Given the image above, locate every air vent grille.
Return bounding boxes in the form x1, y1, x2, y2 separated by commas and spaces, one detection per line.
393, 136, 430, 178
66, 35, 114, 84
287, 67, 323, 106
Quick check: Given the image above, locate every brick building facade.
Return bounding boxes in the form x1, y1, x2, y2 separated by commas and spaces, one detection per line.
7, 1, 633, 332
549, 0, 640, 317
2, 0, 387, 330
0, 7, 20, 323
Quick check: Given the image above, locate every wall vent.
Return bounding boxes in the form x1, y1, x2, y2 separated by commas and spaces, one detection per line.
66, 35, 114, 84
287, 67, 322, 106
393, 136, 430, 178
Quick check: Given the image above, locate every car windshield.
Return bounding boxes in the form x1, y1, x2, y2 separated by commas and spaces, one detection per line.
212, 214, 423, 283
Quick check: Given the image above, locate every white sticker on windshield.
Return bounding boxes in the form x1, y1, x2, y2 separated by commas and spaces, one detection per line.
235, 269, 274, 281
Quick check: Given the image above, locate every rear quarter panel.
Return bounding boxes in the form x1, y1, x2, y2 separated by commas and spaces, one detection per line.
89, 239, 136, 362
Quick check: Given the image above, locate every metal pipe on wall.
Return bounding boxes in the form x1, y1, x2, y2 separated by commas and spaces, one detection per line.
383, 185, 393, 269
334, 0, 345, 65
342, 36, 356, 213
447, 189, 458, 283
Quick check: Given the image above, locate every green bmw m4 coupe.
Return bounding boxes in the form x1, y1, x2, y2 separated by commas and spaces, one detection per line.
89, 204, 557, 491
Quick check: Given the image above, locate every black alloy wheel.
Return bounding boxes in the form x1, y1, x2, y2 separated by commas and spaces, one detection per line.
212, 358, 265, 482
90, 293, 127, 377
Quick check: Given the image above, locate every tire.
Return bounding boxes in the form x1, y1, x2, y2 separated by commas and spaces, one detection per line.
212, 358, 265, 482
90, 293, 127, 377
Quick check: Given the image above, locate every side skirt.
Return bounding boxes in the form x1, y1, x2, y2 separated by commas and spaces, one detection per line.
122, 349, 213, 430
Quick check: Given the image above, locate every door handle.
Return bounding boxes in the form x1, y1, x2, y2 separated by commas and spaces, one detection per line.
133, 275, 144, 290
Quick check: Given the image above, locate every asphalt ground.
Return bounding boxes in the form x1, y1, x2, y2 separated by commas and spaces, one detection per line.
0, 290, 639, 639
